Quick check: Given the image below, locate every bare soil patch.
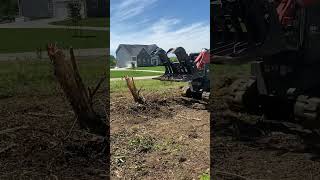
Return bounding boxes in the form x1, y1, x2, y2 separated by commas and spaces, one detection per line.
0, 91, 108, 179
111, 90, 210, 179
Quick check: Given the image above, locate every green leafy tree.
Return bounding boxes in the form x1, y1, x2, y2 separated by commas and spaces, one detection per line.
67, 1, 82, 36
110, 55, 117, 68
0, 0, 18, 17
67, 1, 82, 24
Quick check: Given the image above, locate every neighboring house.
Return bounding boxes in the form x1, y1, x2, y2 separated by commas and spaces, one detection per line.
115, 44, 161, 68
51, 0, 86, 19
17, 0, 106, 19
86, 0, 107, 17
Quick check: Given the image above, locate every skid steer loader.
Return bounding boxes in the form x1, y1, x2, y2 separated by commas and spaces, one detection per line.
211, 0, 320, 134
151, 47, 210, 99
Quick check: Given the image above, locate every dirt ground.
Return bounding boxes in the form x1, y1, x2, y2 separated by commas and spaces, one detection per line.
110, 89, 210, 179
210, 76, 320, 180
0, 90, 108, 179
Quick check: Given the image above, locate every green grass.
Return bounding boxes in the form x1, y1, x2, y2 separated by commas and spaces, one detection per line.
0, 28, 109, 53
130, 66, 165, 71
128, 135, 155, 153
0, 58, 107, 97
110, 64, 251, 93
110, 70, 163, 78
199, 172, 210, 180
110, 79, 186, 93
154, 138, 182, 153
211, 64, 251, 77
50, 18, 109, 27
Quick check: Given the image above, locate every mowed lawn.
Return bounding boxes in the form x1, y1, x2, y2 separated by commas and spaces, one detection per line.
110, 70, 163, 78
0, 28, 109, 53
50, 18, 109, 27
0, 58, 107, 97
211, 64, 251, 77
111, 79, 186, 93
110, 66, 184, 93
131, 66, 165, 71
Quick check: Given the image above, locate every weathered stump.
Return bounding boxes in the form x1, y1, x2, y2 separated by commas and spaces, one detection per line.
47, 44, 107, 136
124, 76, 145, 104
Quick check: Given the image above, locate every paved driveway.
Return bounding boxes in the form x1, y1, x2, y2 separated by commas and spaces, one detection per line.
0, 18, 108, 31
0, 48, 109, 61
110, 76, 160, 81
110, 69, 164, 73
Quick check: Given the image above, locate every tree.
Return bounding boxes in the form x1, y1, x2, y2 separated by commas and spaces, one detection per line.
67, 0, 83, 37
110, 55, 117, 68
0, 0, 18, 17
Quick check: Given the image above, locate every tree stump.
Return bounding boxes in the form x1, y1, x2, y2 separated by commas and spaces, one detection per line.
47, 44, 107, 136
124, 76, 145, 104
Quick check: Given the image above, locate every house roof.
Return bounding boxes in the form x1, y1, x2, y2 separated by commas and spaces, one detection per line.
116, 44, 159, 56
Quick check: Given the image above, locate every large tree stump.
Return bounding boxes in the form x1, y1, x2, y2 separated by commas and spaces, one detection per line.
124, 76, 145, 104
47, 44, 107, 136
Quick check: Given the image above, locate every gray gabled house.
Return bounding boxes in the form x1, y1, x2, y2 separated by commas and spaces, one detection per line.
86, 0, 107, 17
115, 44, 161, 68
18, 0, 86, 19
17, 0, 106, 19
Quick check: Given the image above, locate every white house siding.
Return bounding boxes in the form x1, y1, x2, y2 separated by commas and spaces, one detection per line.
116, 48, 132, 68
116, 44, 161, 68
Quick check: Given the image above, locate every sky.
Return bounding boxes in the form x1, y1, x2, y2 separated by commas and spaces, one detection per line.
110, 0, 210, 56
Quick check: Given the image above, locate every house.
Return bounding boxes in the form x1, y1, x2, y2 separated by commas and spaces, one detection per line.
115, 44, 161, 68
17, 0, 106, 19
17, 0, 85, 19
86, 0, 107, 17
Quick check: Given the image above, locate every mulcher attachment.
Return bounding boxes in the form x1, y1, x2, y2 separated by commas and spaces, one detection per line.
151, 47, 204, 82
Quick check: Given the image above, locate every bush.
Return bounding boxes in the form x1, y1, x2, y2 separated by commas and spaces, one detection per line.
0, 0, 18, 17
67, 1, 82, 24
110, 55, 117, 68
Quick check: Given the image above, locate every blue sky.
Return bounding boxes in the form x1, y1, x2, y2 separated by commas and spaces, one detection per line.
110, 0, 210, 55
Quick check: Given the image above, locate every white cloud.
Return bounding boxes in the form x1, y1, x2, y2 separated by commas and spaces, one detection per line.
111, 0, 158, 23
110, 18, 210, 56
150, 18, 181, 33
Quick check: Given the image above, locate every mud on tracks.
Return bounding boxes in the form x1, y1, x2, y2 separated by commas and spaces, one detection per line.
210, 76, 320, 180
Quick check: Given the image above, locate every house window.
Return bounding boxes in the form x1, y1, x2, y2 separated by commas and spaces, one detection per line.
132, 56, 137, 61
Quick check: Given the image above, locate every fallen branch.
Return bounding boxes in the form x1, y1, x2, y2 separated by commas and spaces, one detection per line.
0, 126, 29, 135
